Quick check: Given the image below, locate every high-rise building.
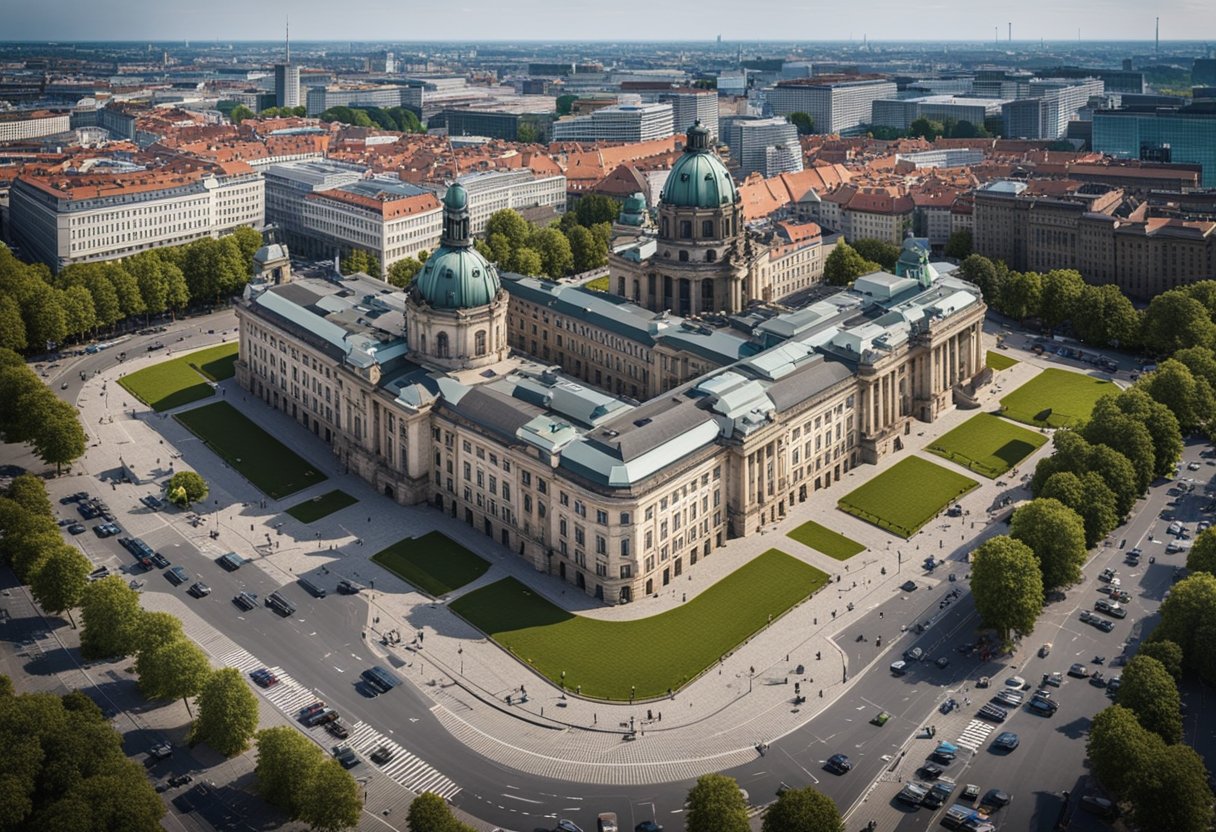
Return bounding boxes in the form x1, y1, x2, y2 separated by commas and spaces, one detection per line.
657, 89, 719, 138
1093, 103, 1216, 187
727, 116, 802, 177
551, 103, 674, 143
274, 21, 299, 109
767, 76, 898, 135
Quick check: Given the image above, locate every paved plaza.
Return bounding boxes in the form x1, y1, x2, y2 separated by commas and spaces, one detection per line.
70, 328, 1101, 785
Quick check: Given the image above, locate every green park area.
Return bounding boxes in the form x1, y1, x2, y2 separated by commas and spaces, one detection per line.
175, 401, 326, 499
927, 413, 1049, 479
986, 350, 1019, 371
286, 489, 358, 523
118, 342, 239, 412
451, 549, 828, 700
787, 520, 866, 561
371, 532, 491, 597
837, 456, 979, 538
999, 367, 1114, 428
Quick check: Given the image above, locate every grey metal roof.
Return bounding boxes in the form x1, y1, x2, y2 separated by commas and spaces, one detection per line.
438, 386, 543, 443
767, 358, 856, 411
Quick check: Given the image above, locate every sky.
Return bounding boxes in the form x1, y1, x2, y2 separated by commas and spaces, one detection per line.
6, 0, 1216, 43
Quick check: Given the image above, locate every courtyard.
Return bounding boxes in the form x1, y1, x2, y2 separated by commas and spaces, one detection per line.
450, 549, 829, 700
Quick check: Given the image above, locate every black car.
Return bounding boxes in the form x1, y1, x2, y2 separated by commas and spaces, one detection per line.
331, 745, 359, 768
188, 582, 211, 598
370, 745, 395, 765
977, 703, 1008, 722
1027, 696, 1058, 716
165, 566, 189, 586
67, 523, 86, 535
919, 762, 945, 780
901, 580, 918, 592
149, 552, 170, 569
233, 592, 258, 611
325, 720, 350, 739
824, 753, 851, 774
336, 579, 360, 594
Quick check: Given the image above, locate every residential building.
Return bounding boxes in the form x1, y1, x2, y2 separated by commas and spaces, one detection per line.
0, 111, 71, 142
1093, 103, 1216, 187
895, 148, 985, 169
10, 162, 263, 271
870, 96, 1004, 132
727, 117, 802, 178
767, 77, 898, 135
437, 169, 567, 236
275, 63, 300, 109
1003, 78, 1105, 139
551, 103, 675, 144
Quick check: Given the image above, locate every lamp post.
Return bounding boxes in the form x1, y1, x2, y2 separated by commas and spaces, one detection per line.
458, 646, 464, 676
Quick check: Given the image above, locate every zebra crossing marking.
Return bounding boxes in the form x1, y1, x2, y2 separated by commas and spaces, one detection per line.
341, 720, 460, 799
956, 719, 995, 751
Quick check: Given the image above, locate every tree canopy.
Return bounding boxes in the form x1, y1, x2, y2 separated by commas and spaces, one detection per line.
166, 471, 208, 508
1187, 527, 1216, 578
79, 577, 144, 660
1009, 498, 1087, 591
943, 229, 972, 260
823, 241, 880, 286
192, 668, 260, 757
686, 774, 749, 832
849, 238, 900, 271
787, 112, 815, 134
762, 786, 843, 832
1116, 655, 1183, 743
969, 535, 1044, 644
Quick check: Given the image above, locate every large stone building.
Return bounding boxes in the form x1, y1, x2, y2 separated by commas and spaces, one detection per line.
236, 170, 986, 604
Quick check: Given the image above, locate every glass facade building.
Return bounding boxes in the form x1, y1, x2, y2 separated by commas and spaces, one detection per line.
1093, 106, 1216, 187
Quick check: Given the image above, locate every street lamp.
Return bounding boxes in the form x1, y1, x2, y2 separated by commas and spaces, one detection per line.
458, 646, 463, 675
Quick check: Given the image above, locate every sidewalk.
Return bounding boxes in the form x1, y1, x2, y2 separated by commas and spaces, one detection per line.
69, 334, 1081, 785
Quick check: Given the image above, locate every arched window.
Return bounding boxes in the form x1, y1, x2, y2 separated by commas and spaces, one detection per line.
436, 332, 449, 358
702, 220, 714, 238
419, 333, 427, 354
661, 217, 669, 237
679, 221, 692, 239
706, 249, 717, 262
474, 330, 487, 356
678, 250, 689, 262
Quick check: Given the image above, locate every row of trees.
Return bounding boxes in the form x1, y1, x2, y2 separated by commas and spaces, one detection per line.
0, 350, 87, 473
473, 197, 618, 279
319, 105, 423, 133
254, 727, 363, 831
868, 117, 992, 142
0, 679, 167, 831
0, 227, 261, 354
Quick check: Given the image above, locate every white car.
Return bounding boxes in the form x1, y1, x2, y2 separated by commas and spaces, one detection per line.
1005, 675, 1026, 689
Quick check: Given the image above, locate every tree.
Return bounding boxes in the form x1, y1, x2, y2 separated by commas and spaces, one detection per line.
850, 238, 900, 271
32, 398, 87, 474
406, 792, 476, 832
969, 536, 1044, 645
136, 636, 211, 715
79, 577, 143, 660
256, 727, 322, 814
296, 759, 363, 832
556, 94, 577, 116
529, 227, 574, 277
1087, 704, 1164, 798
958, 254, 1000, 303
909, 116, 945, 139
1182, 278, 1216, 316
823, 242, 880, 286
943, 229, 972, 260
573, 194, 621, 228
761, 785, 843, 832
510, 247, 544, 276
686, 773, 749, 832
107, 264, 145, 320
21, 281, 68, 351
1154, 573, 1216, 680
30, 544, 91, 628
58, 284, 96, 340
166, 471, 208, 508
1116, 655, 1182, 743
192, 667, 260, 756
1141, 290, 1216, 355
387, 257, 424, 288
787, 112, 815, 135
0, 295, 26, 352
137, 610, 185, 654
229, 104, 254, 123
1138, 640, 1183, 684
1186, 527, 1216, 577
997, 271, 1042, 322
1127, 744, 1215, 832
568, 225, 608, 273
1009, 498, 1087, 591
1039, 471, 1118, 548
516, 122, 539, 143
1038, 269, 1084, 332
230, 226, 264, 274
485, 209, 533, 248
1173, 345, 1216, 395
6, 473, 51, 516
1073, 283, 1140, 348
1082, 399, 1155, 495
1107, 387, 1183, 479
1141, 359, 1215, 433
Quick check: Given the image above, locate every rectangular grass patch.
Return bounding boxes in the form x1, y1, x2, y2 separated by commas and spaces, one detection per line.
371, 532, 491, 597
788, 520, 865, 561
837, 456, 979, 538
986, 350, 1018, 371
999, 367, 1114, 428
286, 490, 358, 523
926, 413, 1048, 479
175, 401, 326, 499
118, 342, 239, 411
451, 549, 828, 700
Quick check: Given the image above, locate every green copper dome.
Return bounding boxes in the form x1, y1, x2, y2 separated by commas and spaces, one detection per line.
661, 121, 737, 209
412, 182, 501, 310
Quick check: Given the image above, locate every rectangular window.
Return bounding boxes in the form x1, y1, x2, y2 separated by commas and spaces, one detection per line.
596, 509, 608, 525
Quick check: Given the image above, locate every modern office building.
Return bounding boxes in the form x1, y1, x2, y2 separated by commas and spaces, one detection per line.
263, 159, 441, 273
870, 96, 1004, 132
10, 162, 264, 270
305, 84, 422, 117
0, 111, 72, 142
236, 181, 986, 604
727, 117, 802, 178
767, 76, 898, 135
275, 63, 301, 109
436, 169, 567, 236
440, 108, 555, 142
1093, 103, 1216, 187
657, 89, 719, 138
551, 103, 675, 143
1030, 78, 1105, 138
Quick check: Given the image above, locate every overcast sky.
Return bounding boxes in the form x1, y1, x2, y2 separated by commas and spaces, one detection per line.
6, 0, 1215, 44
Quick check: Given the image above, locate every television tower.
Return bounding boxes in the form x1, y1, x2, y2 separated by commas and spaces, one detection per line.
1008, 22, 1012, 43
1155, 17, 1160, 55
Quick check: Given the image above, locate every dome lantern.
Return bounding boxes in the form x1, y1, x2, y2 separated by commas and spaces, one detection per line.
660, 121, 737, 209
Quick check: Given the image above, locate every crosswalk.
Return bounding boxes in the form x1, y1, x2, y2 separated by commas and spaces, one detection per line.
955, 718, 995, 751
211, 645, 460, 800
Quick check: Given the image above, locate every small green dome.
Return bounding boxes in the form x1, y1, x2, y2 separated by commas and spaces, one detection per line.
442, 182, 469, 212
661, 121, 737, 209
414, 249, 500, 309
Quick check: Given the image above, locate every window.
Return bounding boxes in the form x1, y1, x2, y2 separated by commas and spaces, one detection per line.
620, 538, 631, 557
596, 509, 608, 525
702, 219, 713, 237
595, 535, 606, 555
521, 471, 531, 487
679, 250, 689, 262
620, 564, 633, 579
475, 330, 487, 356
680, 220, 692, 239
620, 512, 631, 525
436, 331, 449, 358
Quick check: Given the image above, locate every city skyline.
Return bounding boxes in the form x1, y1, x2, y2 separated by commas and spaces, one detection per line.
4, 0, 1215, 44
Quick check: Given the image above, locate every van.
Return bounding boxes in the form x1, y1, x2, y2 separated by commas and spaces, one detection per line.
266, 592, 296, 616
1166, 540, 1192, 554
298, 577, 327, 598
596, 813, 619, 832
217, 552, 246, 571
360, 665, 402, 695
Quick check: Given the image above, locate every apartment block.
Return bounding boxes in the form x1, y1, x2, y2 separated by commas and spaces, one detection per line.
551, 103, 675, 143
767, 77, 898, 135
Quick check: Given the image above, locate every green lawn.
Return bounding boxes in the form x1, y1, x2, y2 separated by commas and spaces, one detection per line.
118, 342, 239, 411
451, 549, 828, 700
584, 275, 610, 292
999, 367, 1114, 428
837, 456, 979, 538
371, 532, 491, 597
286, 490, 358, 523
788, 520, 865, 561
986, 350, 1019, 371
175, 401, 326, 499
926, 413, 1049, 479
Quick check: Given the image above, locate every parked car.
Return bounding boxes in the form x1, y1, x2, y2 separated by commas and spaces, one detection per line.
977, 704, 1008, 722
1069, 663, 1089, 678
922, 778, 956, 809
1043, 672, 1063, 687
331, 745, 359, 768
897, 782, 930, 806
140, 495, 163, 510
1028, 696, 1059, 716
919, 762, 945, 780
149, 552, 170, 569
370, 745, 395, 765
148, 743, 173, 761
233, 591, 258, 611
67, 523, 86, 535
336, 579, 361, 594
250, 669, 279, 688
904, 647, 925, 662
1094, 599, 1127, 619
980, 789, 1012, 812
187, 581, 211, 598
325, 720, 350, 739
825, 753, 852, 774
307, 709, 339, 727
992, 732, 1019, 751
165, 566, 189, 585
901, 580, 918, 592
216, 552, 246, 571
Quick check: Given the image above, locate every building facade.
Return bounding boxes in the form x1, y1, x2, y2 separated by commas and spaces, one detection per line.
768, 77, 898, 135
656, 89, 720, 139
728, 117, 802, 178
1093, 104, 1216, 188
438, 169, 567, 236
551, 103, 674, 143
0, 111, 71, 142
10, 164, 263, 270
305, 84, 422, 117
275, 63, 300, 109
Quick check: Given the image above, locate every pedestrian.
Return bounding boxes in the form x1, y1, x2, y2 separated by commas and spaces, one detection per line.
593, 713, 597, 724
